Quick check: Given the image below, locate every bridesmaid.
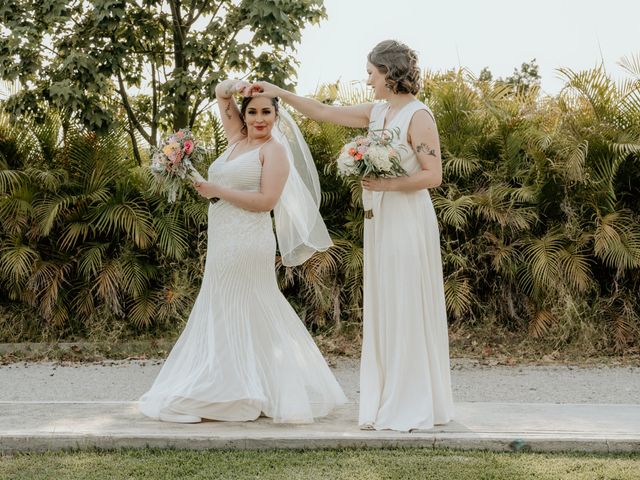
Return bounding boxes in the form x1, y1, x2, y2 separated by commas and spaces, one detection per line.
253, 39, 454, 431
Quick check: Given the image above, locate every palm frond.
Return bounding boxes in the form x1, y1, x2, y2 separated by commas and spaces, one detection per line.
27, 260, 71, 319
618, 54, 640, 79
128, 290, 158, 328
153, 210, 190, 260
118, 252, 155, 298
473, 185, 537, 230
58, 222, 92, 251
560, 139, 588, 183
528, 309, 556, 338
444, 272, 472, 320
89, 199, 155, 249
593, 211, 640, 271
558, 245, 592, 293
484, 233, 522, 277
77, 243, 108, 280
557, 66, 617, 121
0, 237, 38, 284
442, 155, 481, 178
0, 169, 26, 194
522, 232, 565, 292
93, 259, 123, 314
433, 192, 474, 230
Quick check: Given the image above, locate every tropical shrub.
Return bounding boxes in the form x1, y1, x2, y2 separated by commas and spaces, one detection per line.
1, 58, 639, 354
0, 110, 214, 341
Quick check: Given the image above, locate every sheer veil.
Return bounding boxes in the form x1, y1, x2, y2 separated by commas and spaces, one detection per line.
271, 108, 332, 266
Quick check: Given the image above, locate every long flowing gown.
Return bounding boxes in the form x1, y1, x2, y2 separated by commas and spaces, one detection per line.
359, 100, 455, 431
139, 145, 347, 423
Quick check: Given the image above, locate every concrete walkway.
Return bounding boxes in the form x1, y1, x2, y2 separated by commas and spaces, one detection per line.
1, 359, 639, 453
1, 401, 639, 453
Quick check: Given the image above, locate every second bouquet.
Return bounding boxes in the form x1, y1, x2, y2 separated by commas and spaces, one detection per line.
336, 127, 407, 218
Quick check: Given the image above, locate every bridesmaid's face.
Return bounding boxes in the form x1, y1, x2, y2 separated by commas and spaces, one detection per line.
244, 97, 277, 139
366, 61, 388, 100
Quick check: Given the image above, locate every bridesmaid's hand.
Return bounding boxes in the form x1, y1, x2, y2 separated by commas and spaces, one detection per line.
362, 177, 394, 192
251, 81, 282, 98
193, 180, 220, 199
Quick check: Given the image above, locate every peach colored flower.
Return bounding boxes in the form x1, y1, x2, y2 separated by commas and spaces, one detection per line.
163, 142, 180, 157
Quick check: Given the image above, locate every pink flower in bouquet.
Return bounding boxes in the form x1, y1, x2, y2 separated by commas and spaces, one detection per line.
183, 139, 194, 155
176, 130, 186, 139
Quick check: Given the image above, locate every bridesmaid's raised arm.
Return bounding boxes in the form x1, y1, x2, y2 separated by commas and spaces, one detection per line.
252, 81, 374, 129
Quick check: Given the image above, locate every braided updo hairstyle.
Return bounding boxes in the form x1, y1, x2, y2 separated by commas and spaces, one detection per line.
368, 40, 421, 95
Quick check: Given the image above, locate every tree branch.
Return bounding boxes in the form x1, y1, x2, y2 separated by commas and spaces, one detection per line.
151, 60, 159, 146
116, 72, 151, 144
187, 61, 212, 127
187, 0, 215, 27
168, 0, 186, 47
201, 0, 226, 31
126, 115, 142, 166
189, 96, 204, 129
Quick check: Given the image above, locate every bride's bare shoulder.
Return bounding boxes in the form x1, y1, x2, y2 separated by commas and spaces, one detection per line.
261, 139, 288, 165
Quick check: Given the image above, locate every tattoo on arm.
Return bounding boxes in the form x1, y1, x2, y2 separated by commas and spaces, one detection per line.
224, 101, 232, 120
416, 143, 437, 157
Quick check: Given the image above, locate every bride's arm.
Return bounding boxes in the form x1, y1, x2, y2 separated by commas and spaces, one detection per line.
193, 142, 289, 212
215, 79, 253, 142
252, 81, 373, 129
362, 110, 443, 192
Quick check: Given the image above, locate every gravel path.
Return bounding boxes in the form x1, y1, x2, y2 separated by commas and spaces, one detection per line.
1, 358, 638, 404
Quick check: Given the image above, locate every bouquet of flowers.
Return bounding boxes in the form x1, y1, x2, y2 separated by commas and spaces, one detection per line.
150, 129, 205, 203
335, 127, 406, 217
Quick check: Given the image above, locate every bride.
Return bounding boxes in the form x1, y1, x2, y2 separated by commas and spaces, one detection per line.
138, 79, 347, 423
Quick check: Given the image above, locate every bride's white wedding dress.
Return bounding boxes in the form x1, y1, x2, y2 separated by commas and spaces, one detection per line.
139, 143, 347, 423
359, 100, 455, 432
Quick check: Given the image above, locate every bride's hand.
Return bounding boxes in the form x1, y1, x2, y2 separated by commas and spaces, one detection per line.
193, 180, 220, 199
251, 81, 281, 98
233, 80, 253, 97
362, 176, 393, 192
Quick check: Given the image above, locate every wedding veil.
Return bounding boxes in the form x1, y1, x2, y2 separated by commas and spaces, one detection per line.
272, 108, 333, 266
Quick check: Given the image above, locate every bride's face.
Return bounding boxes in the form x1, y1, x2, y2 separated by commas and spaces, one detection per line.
244, 97, 277, 139
366, 61, 388, 100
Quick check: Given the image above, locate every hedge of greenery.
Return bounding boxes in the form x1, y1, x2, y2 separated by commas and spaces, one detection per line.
1, 64, 639, 353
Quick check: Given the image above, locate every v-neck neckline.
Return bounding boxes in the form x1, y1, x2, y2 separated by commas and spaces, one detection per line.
382, 100, 416, 130
224, 138, 272, 164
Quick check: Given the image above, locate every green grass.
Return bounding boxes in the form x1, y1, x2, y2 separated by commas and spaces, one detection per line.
1, 448, 639, 480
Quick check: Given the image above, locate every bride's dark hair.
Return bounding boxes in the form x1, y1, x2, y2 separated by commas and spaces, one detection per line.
240, 96, 279, 135
368, 40, 421, 95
